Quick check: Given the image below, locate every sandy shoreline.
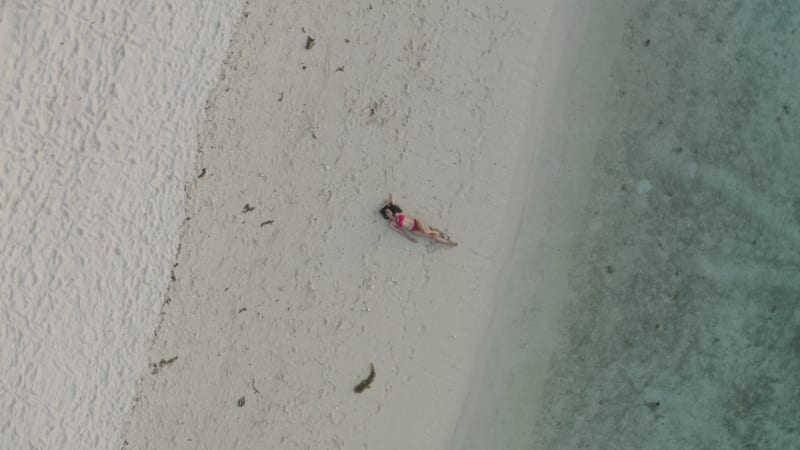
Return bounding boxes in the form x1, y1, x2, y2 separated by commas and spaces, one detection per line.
6, 0, 795, 448
454, 1, 800, 448
449, 2, 629, 447
122, 0, 578, 448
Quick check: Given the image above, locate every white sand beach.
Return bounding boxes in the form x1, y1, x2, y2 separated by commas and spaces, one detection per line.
1, 1, 244, 448
121, 0, 589, 449
11, 0, 798, 448
3, 0, 605, 449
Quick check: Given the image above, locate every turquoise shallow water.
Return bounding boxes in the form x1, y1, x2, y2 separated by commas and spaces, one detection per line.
453, 2, 800, 449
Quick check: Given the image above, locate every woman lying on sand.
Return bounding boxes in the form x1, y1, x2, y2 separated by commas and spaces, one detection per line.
379, 194, 457, 246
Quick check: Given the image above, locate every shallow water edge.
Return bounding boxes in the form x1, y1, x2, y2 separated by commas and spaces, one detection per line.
452, 1, 800, 449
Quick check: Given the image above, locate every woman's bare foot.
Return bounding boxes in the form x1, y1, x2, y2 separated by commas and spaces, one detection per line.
428, 229, 457, 245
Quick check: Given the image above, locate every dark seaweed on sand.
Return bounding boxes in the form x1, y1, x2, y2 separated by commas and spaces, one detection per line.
354, 363, 375, 393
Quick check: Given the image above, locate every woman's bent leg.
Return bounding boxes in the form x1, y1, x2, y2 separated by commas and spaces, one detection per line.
423, 225, 457, 245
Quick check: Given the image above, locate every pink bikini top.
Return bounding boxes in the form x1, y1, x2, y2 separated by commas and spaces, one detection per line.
395, 214, 408, 228
395, 214, 417, 231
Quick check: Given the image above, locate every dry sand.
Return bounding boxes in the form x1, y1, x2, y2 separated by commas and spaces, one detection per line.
122, 0, 584, 449
1, 1, 243, 448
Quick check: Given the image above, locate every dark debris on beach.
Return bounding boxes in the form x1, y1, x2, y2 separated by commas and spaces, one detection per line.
150, 356, 178, 375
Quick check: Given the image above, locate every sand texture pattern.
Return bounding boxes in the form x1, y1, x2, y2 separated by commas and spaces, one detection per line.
123, 0, 559, 449
0, 1, 243, 448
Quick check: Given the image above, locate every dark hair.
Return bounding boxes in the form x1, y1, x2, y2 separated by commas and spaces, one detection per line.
379, 203, 402, 220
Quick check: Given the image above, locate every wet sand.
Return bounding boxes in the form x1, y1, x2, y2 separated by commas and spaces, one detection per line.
453, 1, 800, 448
